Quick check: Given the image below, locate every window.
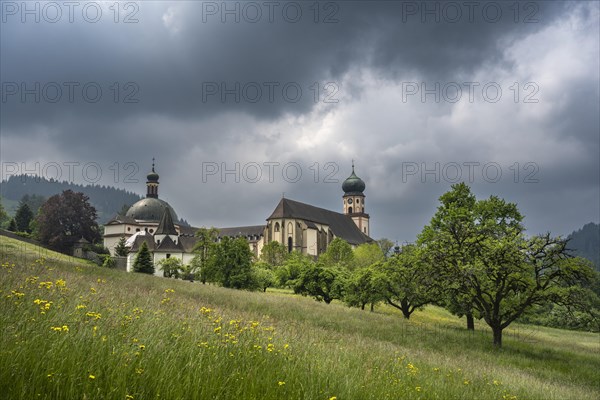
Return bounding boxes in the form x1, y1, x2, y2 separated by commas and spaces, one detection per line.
136, 228, 140, 232
288, 237, 293, 253
348, 207, 353, 214
149, 229, 154, 233
127, 227, 131, 232
166, 254, 171, 258
364, 227, 367, 233
274, 222, 280, 232
356, 199, 360, 204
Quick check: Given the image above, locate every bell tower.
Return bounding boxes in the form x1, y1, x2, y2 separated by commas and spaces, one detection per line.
342, 161, 369, 236
146, 158, 159, 199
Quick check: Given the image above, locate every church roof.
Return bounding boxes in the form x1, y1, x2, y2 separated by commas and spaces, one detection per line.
126, 197, 179, 222
218, 225, 265, 239
129, 236, 155, 252
155, 235, 183, 252
106, 213, 138, 225
267, 198, 372, 245
156, 208, 178, 236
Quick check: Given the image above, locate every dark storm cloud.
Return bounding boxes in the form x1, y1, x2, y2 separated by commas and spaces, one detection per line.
2, 1, 569, 130
1, 1, 598, 240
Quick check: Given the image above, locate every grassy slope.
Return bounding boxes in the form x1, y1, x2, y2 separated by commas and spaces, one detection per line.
1, 236, 598, 400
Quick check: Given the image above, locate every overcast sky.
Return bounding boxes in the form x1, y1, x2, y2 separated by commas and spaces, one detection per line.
1, 0, 598, 242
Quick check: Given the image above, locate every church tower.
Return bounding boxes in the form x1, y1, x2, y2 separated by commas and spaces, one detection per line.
342, 162, 370, 236
146, 159, 159, 199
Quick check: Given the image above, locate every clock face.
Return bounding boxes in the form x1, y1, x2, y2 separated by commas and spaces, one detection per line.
347, 198, 353, 204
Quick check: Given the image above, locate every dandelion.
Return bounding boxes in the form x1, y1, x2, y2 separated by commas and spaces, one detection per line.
463, 380, 470, 385
88, 374, 95, 380
139, 344, 146, 350
278, 381, 285, 386
9, 290, 25, 298
125, 396, 134, 400
493, 380, 502, 386
329, 397, 337, 400
415, 387, 422, 392
76, 304, 87, 310
86, 311, 102, 320
214, 326, 222, 334
55, 279, 66, 287
199, 307, 212, 315
165, 288, 175, 293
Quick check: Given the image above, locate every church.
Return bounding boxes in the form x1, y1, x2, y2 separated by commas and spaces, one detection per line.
103, 162, 373, 275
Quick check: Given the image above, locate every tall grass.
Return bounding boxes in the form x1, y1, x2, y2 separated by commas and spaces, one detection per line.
1, 236, 598, 400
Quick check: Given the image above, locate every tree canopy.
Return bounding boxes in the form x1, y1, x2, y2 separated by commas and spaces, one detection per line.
419, 183, 597, 346
35, 190, 101, 252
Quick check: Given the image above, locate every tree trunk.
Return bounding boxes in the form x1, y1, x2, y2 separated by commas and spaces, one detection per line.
466, 313, 474, 331
492, 326, 502, 347
401, 308, 411, 319
361, 303, 365, 311
370, 303, 374, 312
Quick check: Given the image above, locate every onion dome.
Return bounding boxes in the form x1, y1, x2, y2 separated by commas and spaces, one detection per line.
342, 163, 366, 195
147, 159, 159, 182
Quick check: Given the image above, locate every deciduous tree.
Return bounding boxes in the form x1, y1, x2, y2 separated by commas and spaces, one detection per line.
192, 227, 219, 284
373, 245, 440, 319
35, 190, 101, 252
321, 238, 354, 269
210, 237, 255, 289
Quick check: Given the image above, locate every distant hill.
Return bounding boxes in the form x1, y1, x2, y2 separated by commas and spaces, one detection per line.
567, 222, 600, 271
0, 175, 142, 224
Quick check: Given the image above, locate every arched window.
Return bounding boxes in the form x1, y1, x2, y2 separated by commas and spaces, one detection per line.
274, 222, 280, 232
288, 237, 293, 253
348, 206, 353, 214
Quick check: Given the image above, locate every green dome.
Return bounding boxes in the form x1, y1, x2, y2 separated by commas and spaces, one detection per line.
147, 169, 159, 182
125, 198, 178, 222
147, 159, 159, 182
342, 165, 365, 194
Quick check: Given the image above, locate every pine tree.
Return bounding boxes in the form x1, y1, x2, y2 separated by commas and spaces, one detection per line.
114, 237, 129, 257
7, 218, 17, 232
15, 202, 34, 233
133, 241, 154, 274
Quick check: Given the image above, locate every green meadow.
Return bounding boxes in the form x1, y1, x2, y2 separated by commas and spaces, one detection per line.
1, 236, 599, 400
